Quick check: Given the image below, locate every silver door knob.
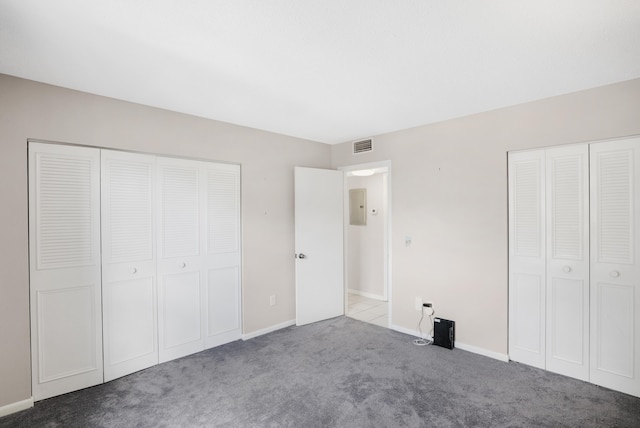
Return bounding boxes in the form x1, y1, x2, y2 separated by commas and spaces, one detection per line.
298, 253, 306, 259
563, 266, 572, 273
610, 270, 620, 278
131, 267, 138, 274
180, 261, 186, 268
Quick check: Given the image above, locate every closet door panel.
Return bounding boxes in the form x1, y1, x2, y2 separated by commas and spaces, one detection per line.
157, 157, 204, 363
508, 151, 546, 368
104, 278, 155, 362
36, 284, 97, 381
163, 271, 202, 348
28, 143, 103, 401
511, 273, 545, 353
594, 283, 634, 376
101, 150, 157, 381
203, 163, 242, 348
590, 138, 640, 397
207, 266, 241, 346
546, 145, 589, 380
548, 278, 586, 364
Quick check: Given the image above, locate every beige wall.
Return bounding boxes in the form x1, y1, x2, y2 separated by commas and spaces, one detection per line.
347, 174, 386, 298
332, 78, 640, 357
0, 74, 331, 408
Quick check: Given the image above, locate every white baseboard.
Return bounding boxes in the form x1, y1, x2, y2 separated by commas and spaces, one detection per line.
0, 397, 33, 418
242, 319, 295, 341
390, 323, 429, 339
242, 319, 509, 362
389, 323, 509, 363
455, 341, 509, 362
347, 289, 386, 301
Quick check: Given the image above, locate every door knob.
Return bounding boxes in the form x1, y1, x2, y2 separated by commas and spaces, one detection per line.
610, 270, 620, 278
298, 253, 307, 259
179, 261, 186, 268
563, 266, 572, 273
131, 267, 138, 274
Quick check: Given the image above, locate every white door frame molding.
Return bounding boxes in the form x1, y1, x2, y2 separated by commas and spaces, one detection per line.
339, 160, 392, 325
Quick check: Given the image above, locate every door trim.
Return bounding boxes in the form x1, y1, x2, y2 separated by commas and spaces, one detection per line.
339, 161, 392, 326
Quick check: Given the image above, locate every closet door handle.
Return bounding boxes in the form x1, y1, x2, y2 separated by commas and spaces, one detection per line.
563, 266, 572, 273
131, 267, 138, 274
179, 261, 186, 269
610, 270, 620, 278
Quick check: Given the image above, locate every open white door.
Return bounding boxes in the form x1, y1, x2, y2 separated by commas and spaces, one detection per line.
295, 167, 344, 326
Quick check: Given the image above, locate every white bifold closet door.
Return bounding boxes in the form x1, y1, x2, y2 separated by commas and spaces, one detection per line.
590, 138, 640, 397
29, 143, 103, 401
510, 137, 640, 397
157, 157, 241, 363
508, 144, 590, 381
545, 145, 589, 381
157, 157, 205, 362
508, 149, 546, 369
202, 162, 242, 349
101, 150, 158, 381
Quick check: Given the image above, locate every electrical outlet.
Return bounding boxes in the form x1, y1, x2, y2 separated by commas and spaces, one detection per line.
269, 295, 277, 306
415, 297, 422, 311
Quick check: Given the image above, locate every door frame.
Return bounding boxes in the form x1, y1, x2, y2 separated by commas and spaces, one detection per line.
339, 160, 392, 326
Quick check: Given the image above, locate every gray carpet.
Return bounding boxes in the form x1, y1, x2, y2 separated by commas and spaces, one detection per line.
2, 316, 639, 427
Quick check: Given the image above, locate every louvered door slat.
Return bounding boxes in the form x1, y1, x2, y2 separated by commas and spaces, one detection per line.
207, 166, 239, 254
107, 158, 154, 262
36, 155, 95, 269
513, 159, 542, 257
161, 165, 199, 258
596, 151, 633, 264
551, 156, 584, 259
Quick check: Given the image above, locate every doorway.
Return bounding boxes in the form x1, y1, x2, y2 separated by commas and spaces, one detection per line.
340, 162, 391, 328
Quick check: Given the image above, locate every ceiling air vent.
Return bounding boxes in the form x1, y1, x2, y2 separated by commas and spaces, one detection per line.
353, 139, 373, 154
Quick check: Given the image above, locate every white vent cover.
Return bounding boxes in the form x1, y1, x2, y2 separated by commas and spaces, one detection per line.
353, 139, 373, 154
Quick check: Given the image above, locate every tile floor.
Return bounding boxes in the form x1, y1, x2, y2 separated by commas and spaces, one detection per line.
346, 293, 388, 328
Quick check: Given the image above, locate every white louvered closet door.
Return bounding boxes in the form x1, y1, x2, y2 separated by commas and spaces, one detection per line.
28, 143, 103, 401
545, 145, 589, 380
203, 163, 242, 348
508, 150, 546, 369
101, 150, 158, 381
157, 157, 205, 363
590, 137, 640, 397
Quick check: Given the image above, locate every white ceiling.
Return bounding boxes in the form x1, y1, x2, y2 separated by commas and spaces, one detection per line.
1, 1, 639, 144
